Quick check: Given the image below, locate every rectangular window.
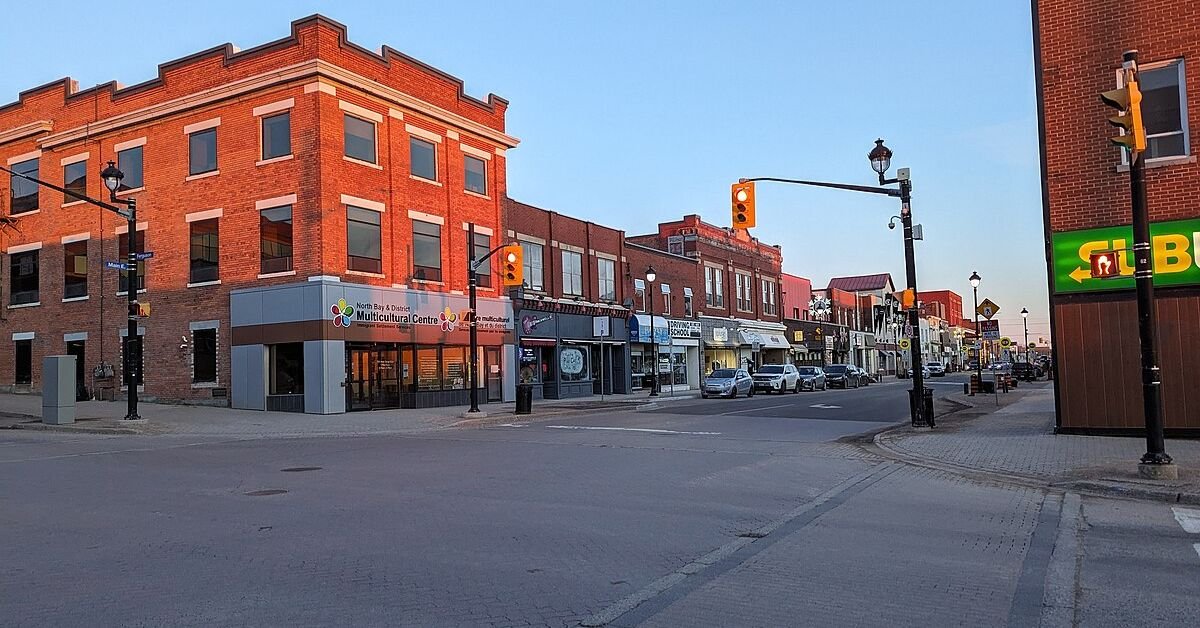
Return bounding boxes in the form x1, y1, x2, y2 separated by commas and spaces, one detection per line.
64, 240, 88, 299
189, 219, 219, 283
117, 146, 144, 191
561, 250, 583, 296
192, 328, 217, 383
521, 241, 544, 290
188, 128, 217, 175
442, 346, 467, 390
118, 231, 146, 293
268, 343, 304, 394
464, 154, 486, 194
736, 273, 754, 312
1140, 60, 1189, 160
633, 278, 646, 312
261, 111, 291, 160
15, 339, 32, 385
705, 266, 724, 307
344, 114, 376, 163
260, 205, 293, 274
661, 283, 672, 315
412, 220, 442, 281
597, 258, 615, 301
416, 346, 442, 390
122, 334, 143, 387
9, 250, 39, 305
10, 158, 38, 214
347, 207, 382, 273
762, 280, 777, 315
471, 232, 492, 288
684, 293, 693, 317
411, 137, 437, 181
63, 160, 87, 202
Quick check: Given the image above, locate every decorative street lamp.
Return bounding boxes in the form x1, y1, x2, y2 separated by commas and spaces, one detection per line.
1021, 307, 1030, 367
645, 266, 658, 396
969, 271, 982, 386
99, 161, 143, 420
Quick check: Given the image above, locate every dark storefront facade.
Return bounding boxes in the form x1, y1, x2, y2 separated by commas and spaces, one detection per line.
515, 299, 630, 400
784, 319, 851, 366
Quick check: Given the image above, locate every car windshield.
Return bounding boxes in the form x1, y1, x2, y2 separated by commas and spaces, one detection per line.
927, 363, 941, 367
709, 369, 736, 378
797, 367, 820, 375
757, 366, 784, 374
825, 365, 848, 374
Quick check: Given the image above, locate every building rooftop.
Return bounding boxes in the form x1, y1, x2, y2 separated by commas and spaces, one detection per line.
827, 273, 894, 292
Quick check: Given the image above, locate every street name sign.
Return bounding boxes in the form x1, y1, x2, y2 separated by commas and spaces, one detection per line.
977, 299, 1000, 319
1052, 217, 1200, 294
135, 251, 155, 261
980, 319, 1000, 340
104, 261, 132, 270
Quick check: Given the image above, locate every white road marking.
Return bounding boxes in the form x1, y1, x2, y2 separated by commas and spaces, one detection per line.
544, 425, 722, 436
1172, 507, 1200, 534
809, 403, 842, 409
1194, 543, 1200, 560
496, 423, 527, 428
719, 403, 794, 416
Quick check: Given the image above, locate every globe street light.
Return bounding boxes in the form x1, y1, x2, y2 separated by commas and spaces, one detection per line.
645, 266, 659, 396
969, 271, 982, 386
1021, 307, 1030, 367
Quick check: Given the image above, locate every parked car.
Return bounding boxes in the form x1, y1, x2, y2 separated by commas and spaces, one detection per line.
926, 362, 946, 377
702, 368, 755, 398
796, 366, 827, 391
1011, 362, 1038, 381
851, 366, 871, 386
752, 364, 801, 394
824, 364, 858, 389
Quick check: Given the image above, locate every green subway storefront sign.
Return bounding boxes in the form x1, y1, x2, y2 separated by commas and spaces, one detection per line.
1052, 217, 1200, 294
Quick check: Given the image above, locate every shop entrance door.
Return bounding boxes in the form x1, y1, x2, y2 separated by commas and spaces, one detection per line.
66, 340, 87, 401
485, 347, 502, 402
346, 344, 400, 411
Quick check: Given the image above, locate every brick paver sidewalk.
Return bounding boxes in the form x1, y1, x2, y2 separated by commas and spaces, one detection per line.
877, 384, 1200, 502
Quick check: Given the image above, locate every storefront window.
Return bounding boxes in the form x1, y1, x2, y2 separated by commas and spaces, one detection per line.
416, 346, 441, 390
630, 348, 646, 389
269, 343, 304, 395
519, 347, 540, 383
540, 346, 557, 382
443, 346, 467, 390
401, 347, 415, 389
559, 346, 589, 382
672, 350, 688, 385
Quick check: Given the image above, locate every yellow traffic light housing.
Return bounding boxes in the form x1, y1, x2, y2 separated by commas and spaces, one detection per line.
731, 181, 756, 229
1100, 79, 1147, 153
500, 244, 523, 286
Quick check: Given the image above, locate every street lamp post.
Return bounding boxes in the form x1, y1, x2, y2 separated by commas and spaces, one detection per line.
465, 225, 518, 414
100, 162, 142, 420
1021, 307, 1029, 366
969, 271, 982, 388
645, 266, 658, 397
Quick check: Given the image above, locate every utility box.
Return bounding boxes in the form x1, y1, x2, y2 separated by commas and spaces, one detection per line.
42, 355, 77, 425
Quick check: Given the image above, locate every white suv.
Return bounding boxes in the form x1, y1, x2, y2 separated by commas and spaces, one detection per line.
926, 362, 946, 377
752, 364, 801, 394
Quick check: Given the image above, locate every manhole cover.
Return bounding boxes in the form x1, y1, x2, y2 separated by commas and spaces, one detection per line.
244, 489, 288, 496
280, 466, 322, 473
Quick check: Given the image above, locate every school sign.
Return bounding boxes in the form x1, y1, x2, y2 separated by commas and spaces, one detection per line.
1052, 217, 1200, 294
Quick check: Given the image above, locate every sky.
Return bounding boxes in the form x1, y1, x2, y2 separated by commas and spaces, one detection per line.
0, 1, 1049, 341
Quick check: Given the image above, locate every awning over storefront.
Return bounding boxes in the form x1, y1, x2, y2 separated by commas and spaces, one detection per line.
738, 330, 792, 350
629, 314, 671, 344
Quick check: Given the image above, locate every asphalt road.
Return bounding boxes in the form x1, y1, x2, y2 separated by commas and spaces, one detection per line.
2, 375, 1195, 627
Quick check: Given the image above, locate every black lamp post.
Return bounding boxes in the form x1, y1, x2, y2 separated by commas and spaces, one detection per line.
1020, 307, 1029, 366
645, 266, 658, 396
99, 161, 142, 421
969, 271, 982, 385
465, 225, 517, 414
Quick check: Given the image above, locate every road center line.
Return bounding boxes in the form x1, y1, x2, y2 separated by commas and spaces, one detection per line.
719, 403, 794, 416
544, 425, 722, 436
1171, 506, 1200, 533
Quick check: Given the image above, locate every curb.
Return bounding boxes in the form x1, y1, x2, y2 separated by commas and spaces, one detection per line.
5, 421, 147, 436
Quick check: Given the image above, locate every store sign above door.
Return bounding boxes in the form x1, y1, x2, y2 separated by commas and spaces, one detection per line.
1052, 217, 1200, 294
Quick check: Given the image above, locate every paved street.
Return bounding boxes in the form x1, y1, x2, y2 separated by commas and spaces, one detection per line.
3, 378, 1198, 627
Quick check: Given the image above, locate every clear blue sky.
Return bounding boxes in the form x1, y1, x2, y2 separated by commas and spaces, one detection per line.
1, 0, 1048, 340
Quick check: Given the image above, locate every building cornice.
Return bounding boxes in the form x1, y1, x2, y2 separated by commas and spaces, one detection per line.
0, 120, 53, 146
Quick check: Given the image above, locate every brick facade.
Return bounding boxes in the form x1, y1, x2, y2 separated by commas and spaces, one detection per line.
0, 16, 516, 400
918, 290, 964, 326
781, 273, 812, 321
1036, 0, 1200, 433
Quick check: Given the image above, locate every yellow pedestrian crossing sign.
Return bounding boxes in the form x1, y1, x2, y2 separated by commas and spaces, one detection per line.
977, 298, 1000, 320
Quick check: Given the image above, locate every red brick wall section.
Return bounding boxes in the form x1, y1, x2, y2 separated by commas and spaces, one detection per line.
0, 16, 511, 398
918, 290, 964, 326
781, 273, 812, 320
504, 198, 627, 305
622, 244, 701, 317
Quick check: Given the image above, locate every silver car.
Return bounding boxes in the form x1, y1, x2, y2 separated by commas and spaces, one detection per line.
702, 368, 755, 398
796, 366, 827, 391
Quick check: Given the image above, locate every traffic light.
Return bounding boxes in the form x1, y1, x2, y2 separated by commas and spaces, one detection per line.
731, 181, 755, 229
900, 288, 915, 308
1100, 79, 1146, 153
500, 244, 523, 286
1089, 250, 1120, 279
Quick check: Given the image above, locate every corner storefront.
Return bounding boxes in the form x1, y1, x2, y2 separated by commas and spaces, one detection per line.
229, 279, 514, 414
515, 297, 630, 400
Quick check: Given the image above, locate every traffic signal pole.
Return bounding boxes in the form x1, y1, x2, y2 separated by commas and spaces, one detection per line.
898, 178, 928, 428
124, 199, 141, 420
466, 227, 522, 415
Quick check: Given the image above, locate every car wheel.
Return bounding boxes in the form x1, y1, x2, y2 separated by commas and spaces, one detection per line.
748, 387, 755, 397
701, 393, 708, 399
793, 382, 800, 394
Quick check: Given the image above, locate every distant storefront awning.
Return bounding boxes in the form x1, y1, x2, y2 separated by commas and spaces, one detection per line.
739, 330, 791, 350
628, 314, 671, 344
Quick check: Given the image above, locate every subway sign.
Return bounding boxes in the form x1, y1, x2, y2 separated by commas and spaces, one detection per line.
1052, 218, 1200, 294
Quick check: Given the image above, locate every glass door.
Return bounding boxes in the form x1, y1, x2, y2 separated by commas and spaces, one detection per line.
375, 347, 400, 408
346, 345, 373, 411
485, 347, 502, 402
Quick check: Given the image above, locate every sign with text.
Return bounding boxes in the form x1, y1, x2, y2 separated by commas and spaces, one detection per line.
1052, 217, 1200, 293
980, 319, 1000, 340
592, 316, 610, 338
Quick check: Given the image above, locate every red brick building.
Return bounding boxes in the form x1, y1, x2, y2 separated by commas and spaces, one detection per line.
503, 198, 632, 398
918, 290, 964, 326
622, 241, 702, 391
780, 273, 812, 321
628, 215, 787, 372
1036, 0, 1200, 433
0, 16, 520, 412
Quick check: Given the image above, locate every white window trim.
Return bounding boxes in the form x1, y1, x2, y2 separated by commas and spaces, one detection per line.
61, 232, 90, 244
187, 280, 222, 288
460, 143, 492, 160
114, 222, 148, 235
257, 154, 295, 167
113, 137, 146, 152
257, 270, 297, 279
6, 150, 41, 165
59, 151, 89, 166
253, 98, 295, 117
462, 223, 494, 236
183, 117, 221, 135
339, 100, 383, 123
12, 332, 35, 341
185, 170, 220, 182
8, 302, 40, 310
407, 209, 444, 225
255, 194, 296, 210
7, 241, 42, 254
185, 208, 223, 223
346, 155, 383, 170
515, 233, 547, 245
64, 332, 88, 342
341, 194, 385, 213
406, 123, 443, 144
1116, 59, 1190, 165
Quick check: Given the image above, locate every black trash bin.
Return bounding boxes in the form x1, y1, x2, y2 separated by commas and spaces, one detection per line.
515, 383, 533, 415
907, 387, 936, 426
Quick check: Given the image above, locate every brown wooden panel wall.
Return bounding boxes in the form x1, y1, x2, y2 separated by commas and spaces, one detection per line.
1054, 293, 1200, 430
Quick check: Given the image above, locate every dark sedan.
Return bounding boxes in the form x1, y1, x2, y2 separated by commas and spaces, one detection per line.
823, 364, 858, 389
796, 366, 827, 391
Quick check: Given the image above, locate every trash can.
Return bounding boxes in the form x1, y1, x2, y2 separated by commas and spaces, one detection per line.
515, 383, 534, 415
907, 386, 935, 426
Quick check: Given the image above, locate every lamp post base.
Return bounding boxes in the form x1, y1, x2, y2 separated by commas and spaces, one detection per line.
1137, 461, 1179, 481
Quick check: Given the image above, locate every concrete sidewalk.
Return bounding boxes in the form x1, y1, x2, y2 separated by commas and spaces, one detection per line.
874, 383, 1200, 504
0, 389, 696, 438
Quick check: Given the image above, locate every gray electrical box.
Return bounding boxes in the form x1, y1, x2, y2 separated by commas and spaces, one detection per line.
42, 355, 77, 425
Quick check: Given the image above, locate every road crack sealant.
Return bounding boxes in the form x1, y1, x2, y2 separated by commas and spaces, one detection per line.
580, 462, 901, 627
